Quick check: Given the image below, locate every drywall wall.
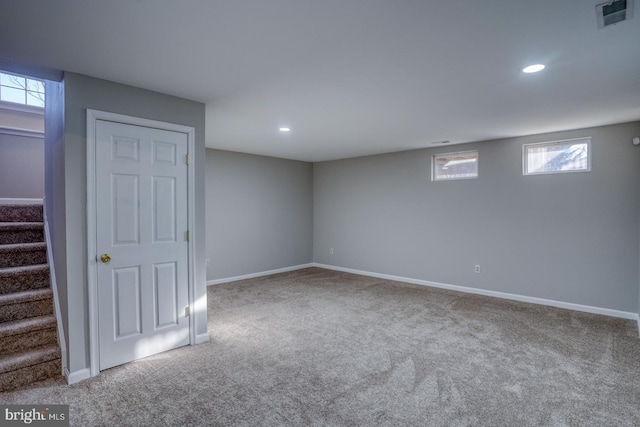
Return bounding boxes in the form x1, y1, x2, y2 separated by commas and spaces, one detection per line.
44, 79, 66, 347
314, 122, 640, 313
0, 101, 45, 199
0, 107, 44, 133
54, 72, 207, 376
206, 149, 313, 280
0, 131, 44, 198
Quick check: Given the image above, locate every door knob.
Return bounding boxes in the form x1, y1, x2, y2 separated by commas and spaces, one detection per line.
100, 253, 111, 263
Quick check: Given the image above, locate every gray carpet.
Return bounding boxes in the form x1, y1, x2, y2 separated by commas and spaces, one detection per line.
2, 267, 639, 426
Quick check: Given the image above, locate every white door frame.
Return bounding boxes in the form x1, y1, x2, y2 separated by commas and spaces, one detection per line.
86, 109, 196, 377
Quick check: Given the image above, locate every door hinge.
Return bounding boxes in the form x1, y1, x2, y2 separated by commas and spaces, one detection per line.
185, 306, 191, 317
185, 154, 190, 165
186, 230, 190, 241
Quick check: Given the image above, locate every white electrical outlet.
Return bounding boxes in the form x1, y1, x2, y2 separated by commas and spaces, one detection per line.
474, 265, 480, 273
206, 259, 211, 267
329, 248, 334, 255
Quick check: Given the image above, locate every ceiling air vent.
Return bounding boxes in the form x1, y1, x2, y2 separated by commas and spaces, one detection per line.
596, 0, 633, 28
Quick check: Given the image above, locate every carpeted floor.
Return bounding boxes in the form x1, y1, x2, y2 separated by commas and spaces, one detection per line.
1, 267, 639, 426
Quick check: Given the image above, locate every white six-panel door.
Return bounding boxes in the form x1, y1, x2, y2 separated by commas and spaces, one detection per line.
95, 120, 190, 370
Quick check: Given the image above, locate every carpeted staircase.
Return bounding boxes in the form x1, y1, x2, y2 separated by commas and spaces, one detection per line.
0, 204, 61, 391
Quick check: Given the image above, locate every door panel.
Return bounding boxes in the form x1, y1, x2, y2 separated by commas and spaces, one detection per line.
113, 266, 142, 338
112, 174, 140, 245
153, 262, 179, 328
153, 176, 176, 242
96, 120, 189, 370
112, 136, 140, 162
153, 141, 177, 165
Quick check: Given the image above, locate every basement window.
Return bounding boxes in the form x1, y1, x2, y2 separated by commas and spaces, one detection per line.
432, 150, 478, 181
523, 138, 591, 175
0, 71, 45, 109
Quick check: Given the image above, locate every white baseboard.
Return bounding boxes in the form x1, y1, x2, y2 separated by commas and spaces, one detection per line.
65, 368, 91, 385
207, 263, 314, 286
195, 333, 210, 345
313, 263, 639, 321
0, 198, 43, 205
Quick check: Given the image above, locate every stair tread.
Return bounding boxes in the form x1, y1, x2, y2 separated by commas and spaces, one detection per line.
0, 344, 60, 375
0, 315, 56, 339
0, 242, 47, 253
0, 222, 44, 229
0, 288, 52, 306
0, 264, 49, 276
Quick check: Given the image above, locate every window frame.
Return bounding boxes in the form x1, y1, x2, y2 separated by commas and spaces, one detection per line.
0, 71, 45, 111
431, 149, 479, 182
522, 137, 591, 176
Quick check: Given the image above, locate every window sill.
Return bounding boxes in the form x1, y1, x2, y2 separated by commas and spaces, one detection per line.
0, 126, 44, 138
0, 100, 44, 115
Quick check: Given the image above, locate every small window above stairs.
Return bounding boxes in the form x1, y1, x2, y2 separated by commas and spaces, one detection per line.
0, 203, 61, 391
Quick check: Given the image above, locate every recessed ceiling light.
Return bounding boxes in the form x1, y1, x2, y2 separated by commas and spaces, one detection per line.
279, 127, 291, 132
522, 64, 545, 73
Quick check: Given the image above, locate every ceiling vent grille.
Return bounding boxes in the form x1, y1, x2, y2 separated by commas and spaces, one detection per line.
596, 0, 633, 28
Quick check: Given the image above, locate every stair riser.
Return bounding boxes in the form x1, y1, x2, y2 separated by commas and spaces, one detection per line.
0, 271, 50, 295
0, 205, 43, 223
0, 358, 61, 392
0, 298, 53, 323
0, 230, 44, 245
0, 250, 47, 268
0, 328, 57, 357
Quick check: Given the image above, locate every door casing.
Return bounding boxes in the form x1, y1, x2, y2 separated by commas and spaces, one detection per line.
86, 109, 196, 377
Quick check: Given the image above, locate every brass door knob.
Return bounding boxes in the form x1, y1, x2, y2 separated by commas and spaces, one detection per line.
100, 254, 111, 263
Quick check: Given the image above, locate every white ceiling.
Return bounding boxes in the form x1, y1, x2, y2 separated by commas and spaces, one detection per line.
1, 0, 639, 162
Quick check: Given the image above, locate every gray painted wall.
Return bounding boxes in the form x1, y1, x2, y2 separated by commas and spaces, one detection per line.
50, 72, 207, 375
206, 149, 313, 280
314, 122, 640, 313
0, 132, 44, 198
44, 79, 66, 348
